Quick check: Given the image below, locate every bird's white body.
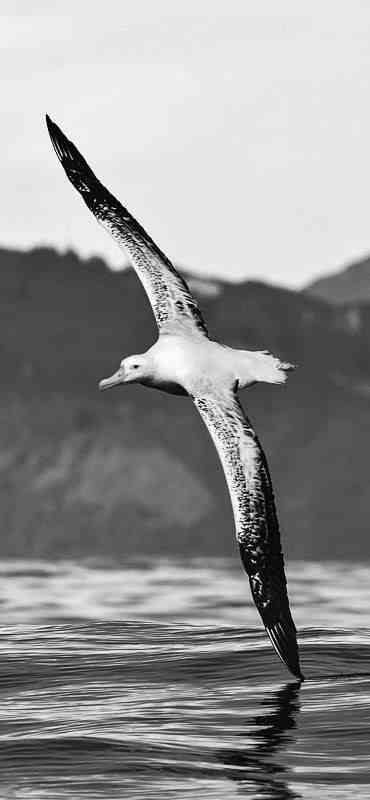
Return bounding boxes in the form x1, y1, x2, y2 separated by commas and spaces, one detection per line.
142, 335, 292, 396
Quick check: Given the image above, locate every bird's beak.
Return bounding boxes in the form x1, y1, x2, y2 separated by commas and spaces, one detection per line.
99, 367, 125, 391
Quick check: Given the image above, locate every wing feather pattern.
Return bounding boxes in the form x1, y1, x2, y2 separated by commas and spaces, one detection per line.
45, 116, 208, 337
192, 389, 304, 680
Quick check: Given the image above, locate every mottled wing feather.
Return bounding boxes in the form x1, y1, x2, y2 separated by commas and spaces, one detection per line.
46, 116, 208, 336
192, 390, 304, 680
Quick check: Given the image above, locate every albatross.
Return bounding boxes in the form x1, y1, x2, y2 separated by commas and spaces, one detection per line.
46, 115, 304, 681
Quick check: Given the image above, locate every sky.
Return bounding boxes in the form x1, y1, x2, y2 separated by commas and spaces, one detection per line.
3, 1, 370, 288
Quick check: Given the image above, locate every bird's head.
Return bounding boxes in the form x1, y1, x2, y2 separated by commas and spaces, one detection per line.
99, 354, 149, 391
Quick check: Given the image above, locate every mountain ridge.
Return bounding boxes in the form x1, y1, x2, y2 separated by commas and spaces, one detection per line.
306, 253, 370, 305
1, 245, 370, 560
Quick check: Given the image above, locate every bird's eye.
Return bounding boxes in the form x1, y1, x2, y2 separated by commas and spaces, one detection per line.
132, 364, 139, 369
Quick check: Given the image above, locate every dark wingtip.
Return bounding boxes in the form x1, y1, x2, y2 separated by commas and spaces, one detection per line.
290, 663, 305, 683
45, 114, 69, 164
44, 115, 99, 196
45, 114, 54, 143
45, 114, 57, 138
266, 619, 304, 682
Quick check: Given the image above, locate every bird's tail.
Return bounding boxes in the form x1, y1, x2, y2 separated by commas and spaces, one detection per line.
235, 350, 295, 388
251, 351, 295, 385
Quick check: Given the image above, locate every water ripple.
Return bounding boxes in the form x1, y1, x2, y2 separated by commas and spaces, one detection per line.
0, 559, 369, 798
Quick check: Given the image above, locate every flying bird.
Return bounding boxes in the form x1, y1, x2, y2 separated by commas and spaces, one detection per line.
46, 115, 304, 681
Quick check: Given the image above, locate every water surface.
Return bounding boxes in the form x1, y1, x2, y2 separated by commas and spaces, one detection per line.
0, 558, 369, 799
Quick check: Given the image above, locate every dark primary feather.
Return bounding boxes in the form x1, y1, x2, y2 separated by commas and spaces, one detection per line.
45, 115, 208, 336
193, 390, 304, 681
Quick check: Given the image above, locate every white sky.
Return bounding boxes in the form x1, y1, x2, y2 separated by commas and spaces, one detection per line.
2, 1, 370, 287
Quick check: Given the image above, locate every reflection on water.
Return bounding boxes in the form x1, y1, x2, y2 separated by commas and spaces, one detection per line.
217, 682, 301, 798
0, 558, 369, 799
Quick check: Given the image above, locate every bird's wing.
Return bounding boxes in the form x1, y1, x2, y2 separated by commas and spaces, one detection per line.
192, 387, 303, 680
46, 116, 208, 337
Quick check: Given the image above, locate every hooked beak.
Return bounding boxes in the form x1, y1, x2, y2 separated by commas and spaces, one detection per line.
99, 367, 125, 391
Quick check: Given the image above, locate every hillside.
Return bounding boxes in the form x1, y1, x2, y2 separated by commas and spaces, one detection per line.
306, 254, 370, 304
1, 246, 370, 560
